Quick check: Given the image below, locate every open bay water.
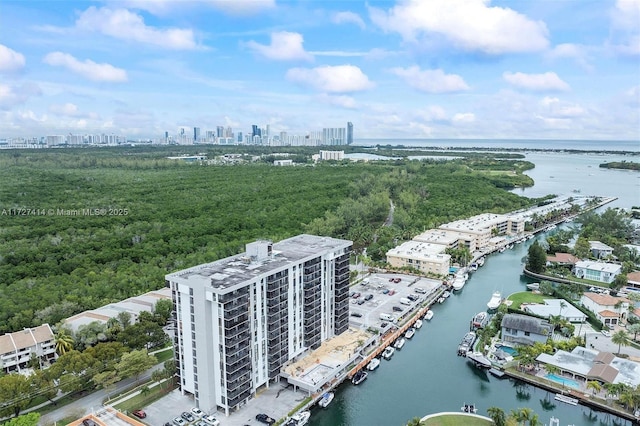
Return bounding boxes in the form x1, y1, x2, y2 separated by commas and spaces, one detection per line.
354, 139, 639, 152
309, 148, 639, 426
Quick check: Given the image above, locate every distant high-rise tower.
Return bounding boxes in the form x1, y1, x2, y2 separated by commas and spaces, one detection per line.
193, 127, 201, 142
347, 122, 353, 145
237, 131, 243, 142
216, 126, 224, 138
252, 125, 261, 138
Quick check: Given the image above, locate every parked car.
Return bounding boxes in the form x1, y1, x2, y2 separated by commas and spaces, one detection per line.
388, 290, 396, 296
191, 407, 204, 418
202, 415, 220, 426
392, 306, 403, 312
132, 410, 146, 419
181, 412, 195, 422
407, 294, 418, 301
601, 329, 611, 337
381, 288, 390, 294
352, 292, 361, 299
415, 287, 426, 294
173, 417, 186, 426
82, 420, 97, 426
256, 413, 276, 425
364, 294, 373, 301
351, 312, 363, 317
357, 298, 365, 305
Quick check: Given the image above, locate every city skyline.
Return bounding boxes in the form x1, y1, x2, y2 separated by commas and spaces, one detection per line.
0, 0, 639, 141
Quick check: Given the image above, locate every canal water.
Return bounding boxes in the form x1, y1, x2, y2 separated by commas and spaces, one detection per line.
309, 151, 639, 426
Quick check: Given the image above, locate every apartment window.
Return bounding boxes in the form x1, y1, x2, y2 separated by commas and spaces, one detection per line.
524, 331, 530, 336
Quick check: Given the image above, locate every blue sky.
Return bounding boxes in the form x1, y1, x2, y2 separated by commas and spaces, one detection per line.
0, 0, 639, 141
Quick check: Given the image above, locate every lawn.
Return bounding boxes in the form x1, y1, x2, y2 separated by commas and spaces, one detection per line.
422, 414, 493, 425
114, 381, 177, 413
507, 291, 548, 310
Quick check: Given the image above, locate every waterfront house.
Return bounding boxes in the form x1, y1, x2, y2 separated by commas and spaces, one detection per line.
580, 292, 629, 327
501, 313, 552, 346
572, 260, 621, 284
627, 271, 640, 290
589, 241, 614, 259
522, 299, 587, 323
0, 324, 57, 373
536, 346, 640, 388
546, 252, 580, 267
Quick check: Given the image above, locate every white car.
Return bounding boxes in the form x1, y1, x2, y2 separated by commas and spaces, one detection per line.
191, 407, 204, 418
601, 329, 611, 337
202, 415, 220, 426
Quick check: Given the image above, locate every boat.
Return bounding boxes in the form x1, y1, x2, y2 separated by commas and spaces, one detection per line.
471, 311, 488, 329
351, 370, 367, 385
451, 276, 466, 291
437, 297, 445, 304
466, 351, 492, 369
469, 263, 478, 272
498, 247, 506, 253
477, 257, 485, 267
284, 411, 311, 426
424, 310, 434, 321
394, 337, 406, 349
382, 346, 395, 359
318, 392, 334, 408
461, 403, 477, 414
526, 282, 540, 291
554, 393, 579, 405
442, 291, 451, 298
487, 291, 501, 310
366, 358, 380, 371
404, 327, 416, 339
457, 331, 476, 356
414, 319, 423, 329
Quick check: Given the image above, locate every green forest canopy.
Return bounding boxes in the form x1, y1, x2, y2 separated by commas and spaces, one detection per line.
0, 147, 539, 333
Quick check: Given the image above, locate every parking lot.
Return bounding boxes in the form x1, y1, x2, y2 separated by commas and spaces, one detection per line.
347, 273, 443, 330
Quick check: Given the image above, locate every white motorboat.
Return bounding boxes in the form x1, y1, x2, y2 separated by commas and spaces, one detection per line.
404, 327, 416, 339
285, 411, 311, 426
526, 282, 540, 291
442, 291, 451, 298
461, 403, 478, 414
477, 257, 485, 267
424, 310, 434, 321
466, 351, 492, 369
351, 370, 367, 385
394, 337, 406, 349
554, 393, 578, 405
457, 331, 476, 355
414, 319, 423, 329
318, 392, 334, 408
487, 291, 502, 310
451, 276, 466, 291
438, 297, 445, 304
366, 358, 380, 371
382, 346, 395, 359
471, 311, 488, 329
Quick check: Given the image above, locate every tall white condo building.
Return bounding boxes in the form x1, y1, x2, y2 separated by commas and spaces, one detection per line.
166, 234, 352, 414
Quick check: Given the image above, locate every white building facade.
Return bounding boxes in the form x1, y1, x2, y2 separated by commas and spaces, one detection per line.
0, 324, 57, 373
166, 235, 352, 415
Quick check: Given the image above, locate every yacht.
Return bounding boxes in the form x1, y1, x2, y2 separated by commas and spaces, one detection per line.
526, 282, 540, 291
366, 358, 380, 371
284, 411, 311, 426
414, 319, 423, 329
487, 291, 502, 310
318, 392, 334, 408
451, 275, 467, 291
457, 331, 476, 356
394, 337, 406, 349
471, 311, 488, 329
424, 310, 434, 321
382, 346, 395, 359
466, 351, 492, 369
404, 327, 416, 339
351, 370, 368, 385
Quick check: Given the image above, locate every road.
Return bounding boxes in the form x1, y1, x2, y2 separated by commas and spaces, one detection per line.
38, 363, 165, 425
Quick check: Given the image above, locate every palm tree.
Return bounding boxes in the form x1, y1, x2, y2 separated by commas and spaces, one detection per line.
487, 407, 507, 426
509, 407, 535, 425
54, 330, 75, 355
587, 380, 602, 396
140, 385, 151, 397
612, 330, 630, 355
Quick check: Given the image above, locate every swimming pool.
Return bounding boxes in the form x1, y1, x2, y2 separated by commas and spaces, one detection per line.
496, 345, 518, 356
545, 373, 580, 389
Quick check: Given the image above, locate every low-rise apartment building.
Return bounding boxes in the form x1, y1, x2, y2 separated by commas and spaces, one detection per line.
0, 324, 56, 373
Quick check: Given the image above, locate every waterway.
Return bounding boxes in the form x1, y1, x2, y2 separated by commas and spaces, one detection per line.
309, 151, 639, 426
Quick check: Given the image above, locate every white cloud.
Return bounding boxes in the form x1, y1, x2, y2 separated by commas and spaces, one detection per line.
609, 1, 640, 56
76, 7, 198, 50
539, 97, 585, 118
116, 0, 275, 16
416, 106, 447, 122
0, 44, 26, 73
43, 52, 128, 83
0, 83, 41, 109
452, 113, 476, 123
391, 66, 469, 93
286, 65, 373, 93
503, 71, 570, 92
245, 32, 313, 61
317, 94, 357, 108
369, 0, 549, 54
49, 103, 99, 119
332, 11, 366, 29
547, 43, 592, 71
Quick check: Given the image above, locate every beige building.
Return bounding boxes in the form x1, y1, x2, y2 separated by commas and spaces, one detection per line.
386, 241, 451, 276
438, 213, 525, 250
413, 229, 477, 252
0, 324, 56, 373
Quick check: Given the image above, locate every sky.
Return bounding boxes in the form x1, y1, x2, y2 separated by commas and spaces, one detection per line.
0, 0, 639, 141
